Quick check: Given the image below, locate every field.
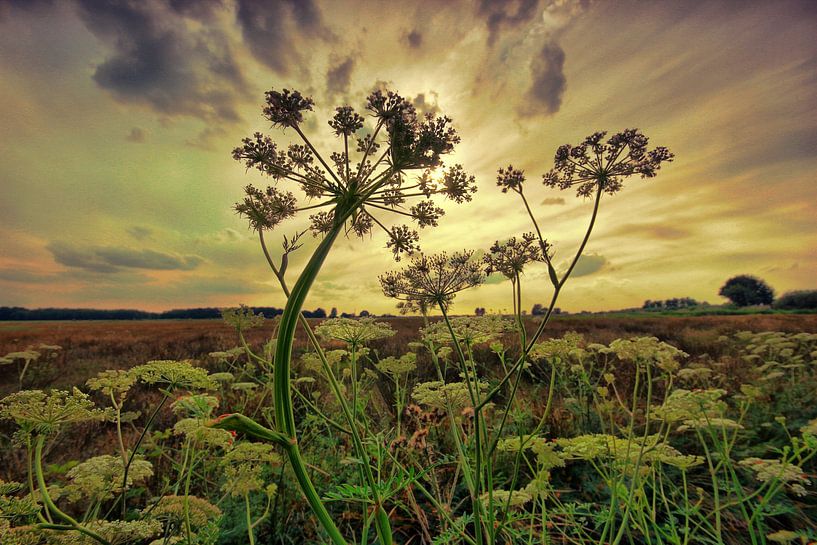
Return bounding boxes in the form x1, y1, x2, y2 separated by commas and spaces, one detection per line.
2, 314, 817, 394
2, 314, 816, 545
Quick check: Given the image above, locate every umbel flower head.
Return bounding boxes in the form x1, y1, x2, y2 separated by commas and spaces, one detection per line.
483, 232, 550, 279
0, 388, 110, 435
315, 317, 395, 346
232, 87, 477, 259
380, 250, 484, 313
542, 129, 674, 197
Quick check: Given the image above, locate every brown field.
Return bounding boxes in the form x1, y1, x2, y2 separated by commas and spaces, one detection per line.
2, 313, 816, 395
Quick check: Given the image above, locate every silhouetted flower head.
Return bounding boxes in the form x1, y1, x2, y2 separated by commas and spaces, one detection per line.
483, 232, 549, 278
385, 225, 420, 260
234, 185, 297, 231
234, 87, 475, 259
542, 129, 674, 197
328, 106, 365, 136
439, 164, 477, 203
263, 88, 314, 128
380, 251, 484, 312
496, 165, 526, 194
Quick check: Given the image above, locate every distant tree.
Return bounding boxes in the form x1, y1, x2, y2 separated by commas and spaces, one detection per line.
329, 307, 338, 318
359, 310, 370, 317
773, 290, 817, 310
531, 303, 546, 316
474, 307, 486, 316
311, 307, 327, 318
719, 275, 774, 307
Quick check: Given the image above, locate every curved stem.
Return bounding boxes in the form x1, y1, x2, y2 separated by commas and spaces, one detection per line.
35, 436, 111, 545
477, 186, 603, 411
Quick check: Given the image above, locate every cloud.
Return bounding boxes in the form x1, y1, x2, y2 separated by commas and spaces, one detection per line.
125, 127, 145, 143
327, 56, 356, 98
412, 92, 440, 116
564, 254, 607, 278
166, 0, 224, 21
477, 0, 541, 47
235, 0, 329, 74
541, 197, 565, 206
607, 223, 691, 240
127, 226, 153, 240
404, 28, 423, 48
524, 40, 566, 116
74, 0, 247, 122
185, 126, 228, 151
47, 241, 203, 273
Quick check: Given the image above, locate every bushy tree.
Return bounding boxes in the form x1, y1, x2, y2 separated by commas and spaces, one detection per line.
719, 275, 774, 306
773, 290, 817, 310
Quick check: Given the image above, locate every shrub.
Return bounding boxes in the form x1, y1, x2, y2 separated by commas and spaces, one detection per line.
773, 290, 817, 310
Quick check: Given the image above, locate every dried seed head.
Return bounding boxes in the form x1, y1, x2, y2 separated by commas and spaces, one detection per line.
543, 129, 674, 197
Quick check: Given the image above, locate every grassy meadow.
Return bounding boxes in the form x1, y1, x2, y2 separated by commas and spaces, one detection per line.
2, 314, 816, 544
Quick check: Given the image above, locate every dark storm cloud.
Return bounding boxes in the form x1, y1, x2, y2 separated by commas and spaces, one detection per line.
47, 241, 203, 273
477, 0, 541, 47
525, 40, 566, 116
235, 0, 329, 74
405, 28, 422, 48
326, 56, 356, 98
166, 0, 224, 21
73, 0, 247, 122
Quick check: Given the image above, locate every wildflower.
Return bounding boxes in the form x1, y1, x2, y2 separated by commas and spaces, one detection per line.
263, 88, 314, 128
315, 317, 396, 346
131, 360, 215, 391
421, 315, 513, 347
86, 369, 136, 398
608, 337, 687, 373
375, 353, 417, 376
542, 129, 674, 197
801, 417, 817, 437
173, 418, 234, 449
481, 489, 532, 509
63, 455, 153, 503
0, 389, 109, 435
233, 87, 474, 260
496, 436, 565, 470
529, 332, 586, 363
654, 389, 742, 431
221, 442, 280, 497
210, 372, 235, 383
145, 494, 221, 529
496, 165, 526, 194
739, 458, 811, 497
483, 232, 549, 279
380, 251, 484, 312
412, 380, 488, 412
328, 105, 365, 136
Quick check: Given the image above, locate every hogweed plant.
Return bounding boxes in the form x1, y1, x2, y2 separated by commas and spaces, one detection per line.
210, 83, 679, 545
3, 92, 817, 545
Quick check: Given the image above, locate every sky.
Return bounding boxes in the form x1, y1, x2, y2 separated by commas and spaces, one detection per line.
0, 0, 815, 315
